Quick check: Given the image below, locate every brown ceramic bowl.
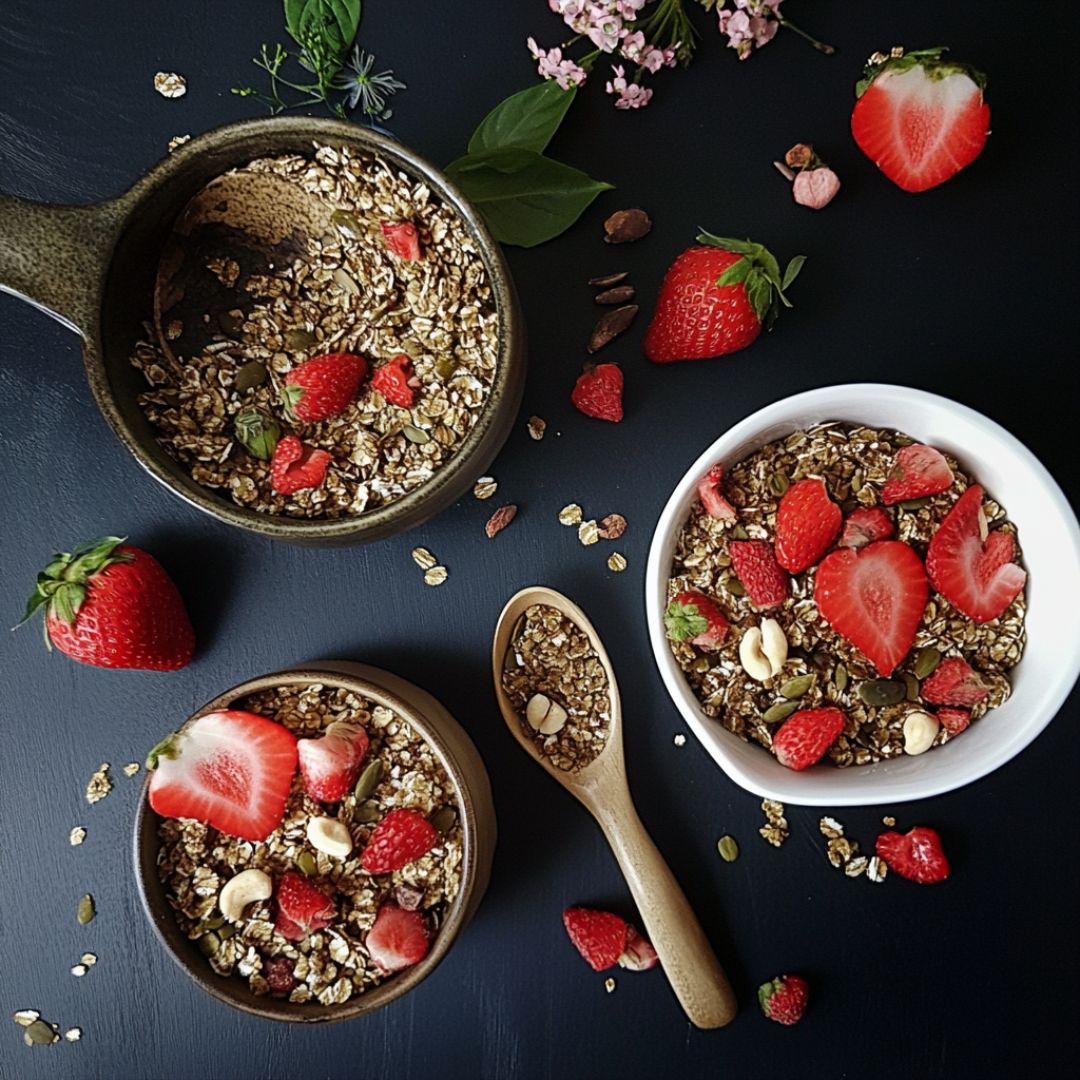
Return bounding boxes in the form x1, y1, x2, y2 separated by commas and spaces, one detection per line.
0, 117, 525, 544
133, 661, 496, 1022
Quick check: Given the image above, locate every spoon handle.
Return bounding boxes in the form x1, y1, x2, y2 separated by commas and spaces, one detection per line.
595, 799, 737, 1029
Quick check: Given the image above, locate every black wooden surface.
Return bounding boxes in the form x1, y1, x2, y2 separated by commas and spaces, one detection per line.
2, 3, 1079, 1078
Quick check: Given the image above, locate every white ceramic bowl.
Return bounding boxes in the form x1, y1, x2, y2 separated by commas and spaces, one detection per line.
645, 384, 1080, 806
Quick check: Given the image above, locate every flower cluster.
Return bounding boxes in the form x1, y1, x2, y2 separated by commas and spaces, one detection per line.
716, 1, 782, 61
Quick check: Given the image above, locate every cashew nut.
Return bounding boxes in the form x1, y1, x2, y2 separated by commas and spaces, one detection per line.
902, 711, 940, 756
306, 816, 354, 858
760, 618, 788, 676
739, 619, 788, 682
525, 693, 568, 735
218, 868, 272, 923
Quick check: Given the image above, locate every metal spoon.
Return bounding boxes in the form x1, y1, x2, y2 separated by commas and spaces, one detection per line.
492, 586, 737, 1029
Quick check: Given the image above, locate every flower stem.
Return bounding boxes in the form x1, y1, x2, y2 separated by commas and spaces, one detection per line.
779, 17, 835, 56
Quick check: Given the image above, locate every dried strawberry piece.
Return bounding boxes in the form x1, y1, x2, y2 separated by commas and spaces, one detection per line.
381, 221, 421, 261
372, 354, 419, 407
264, 956, 297, 997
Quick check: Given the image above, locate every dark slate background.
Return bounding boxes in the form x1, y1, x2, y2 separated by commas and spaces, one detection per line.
2, 3, 1078, 1078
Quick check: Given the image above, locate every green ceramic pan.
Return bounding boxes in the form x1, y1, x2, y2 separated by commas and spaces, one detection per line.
0, 117, 525, 544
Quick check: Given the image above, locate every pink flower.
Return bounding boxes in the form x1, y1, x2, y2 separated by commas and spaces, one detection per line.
792, 167, 841, 209
620, 29, 646, 62
718, 2, 781, 59
604, 64, 652, 109
587, 5, 625, 52
550, 1, 590, 33
527, 38, 588, 89
615, 0, 647, 17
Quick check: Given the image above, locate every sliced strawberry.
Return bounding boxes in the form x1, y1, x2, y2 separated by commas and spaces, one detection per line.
875, 826, 950, 884
571, 363, 623, 422
851, 48, 990, 193
664, 590, 729, 649
775, 479, 841, 574
381, 221, 422, 261
274, 871, 336, 940
815, 541, 928, 676
563, 907, 628, 972
697, 463, 736, 521
147, 710, 298, 842
839, 507, 895, 550
926, 485, 1026, 623
772, 707, 845, 771
371, 354, 419, 408
269, 435, 332, 495
728, 541, 789, 608
881, 444, 954, 505
759, 974, 809, 1025
921, 658, 988, 706
936, 707, 971, 735
361, 809, 438, 874
298, 720, 370, 802
617, 925, 659, 971
366, 903, 431, 973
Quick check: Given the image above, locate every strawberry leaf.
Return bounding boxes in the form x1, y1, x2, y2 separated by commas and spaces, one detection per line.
782, 255, 807, 290
715, 259, 751, 288
696, 231, 760, 257
664, 602, 708, 641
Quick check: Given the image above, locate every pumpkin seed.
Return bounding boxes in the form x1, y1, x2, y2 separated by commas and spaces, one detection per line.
717, 835, 739, 862
332, 267, 359, 294
731, 525, 749, 540
762, 700, 799, 724
330, 208, 363, 238
24, 1020, 58, 1046
435, 356, 458, 380
217, 310, 243, 335
234, 409, 280, 460
353, 759, 384, 802
768, 472, 790, 497
858, 679, 906, 707
725, 577, 746, 597
353, 802, 381, 824
198, 931, 220, 957
429, 807, 457, 834
234, 360, 268, 392
218, 924, 236, 941
77, 894, 95, 925
296, 851, 317, 877
403, 425, 430, 444
284, 328, 317, 352
914, 646, 942, 679
851, 468, 864, 493
835, 664, 848, 694
780, 674, 815, 699
902, 672, 920, 701
195, 915, 225, 935
692, 656, 711, 674
898, 497, 930, 511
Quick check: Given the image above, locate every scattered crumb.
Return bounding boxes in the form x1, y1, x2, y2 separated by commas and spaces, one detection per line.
154, 72, 187, 98
604, 977, 616, 994
85, 764, 112, 805
527, 416, 546, 441
69, 827, 86, 846
558, 503, 583, 527
673, 734, 686, 747
123, 763, 140, 778
64, 1028, 82, 1042
12, 1010, 39, 1027
411, 547, 437, 571
70, 965, 87, 978
867, 855, 888, 883
80, 953, 97, 967
473, 476, 497, 500
423, 566, 448, 587
167, 134, 191, 152
882, 815, 896, 827
759, 799, 789, 847
578, 520, 599, 546
607, 552, 627, 573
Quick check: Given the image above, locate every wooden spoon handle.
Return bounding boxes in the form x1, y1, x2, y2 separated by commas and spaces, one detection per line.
595, 800, 737, 1029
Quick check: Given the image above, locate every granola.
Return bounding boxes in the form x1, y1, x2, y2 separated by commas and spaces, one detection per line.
131, 143, 499, 519
502, 605, 611, 771
156, 683, 463, 1006
668, 423, 1027, 767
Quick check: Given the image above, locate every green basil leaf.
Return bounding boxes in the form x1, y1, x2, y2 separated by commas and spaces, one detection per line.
285, 0, 360, 57
782, 254, 807, 291
468, 82, 578, 156
446, 148, 613, 248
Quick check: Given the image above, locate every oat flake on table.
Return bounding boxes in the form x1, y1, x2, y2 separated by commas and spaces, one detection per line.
154, 72, 187, 98
85, 764, 111, 804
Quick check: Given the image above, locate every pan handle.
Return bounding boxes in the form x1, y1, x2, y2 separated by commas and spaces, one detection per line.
0, 193, 122, 337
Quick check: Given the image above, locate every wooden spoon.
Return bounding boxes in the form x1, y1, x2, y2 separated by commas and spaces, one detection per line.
492, 586, 737, 1029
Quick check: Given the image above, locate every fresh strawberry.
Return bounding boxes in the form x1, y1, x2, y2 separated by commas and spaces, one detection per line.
371, 354, 418, 408
563, 907, 628, 972
19, 536, 195, 671
851, 47, 990, 193
697, 462, 736, 520
571, 362, 623, 422
361, 808, 438, 874
729, 541, 789, 608
644, 233, 804, 363
814, 541, 928, 676
664, 590, 730, 649
875, 826, 950, 884
269, 435, 332, 495
274, 870, 336, 940
839, 506, 895, 550
926, 485, 1026, 622
936, 707, 971, 735
758, 974, 809, 1025
772, 707, 845, 771
881, 444, 954, 505
366, 903, 431, 973
775, 479, 841, 573
298, 720, 370, 802
381, 221, 422, 261
147, 710, 298, 842
282, 352, 368, 422
618, 925, 659, 971
920, 658, 988, 706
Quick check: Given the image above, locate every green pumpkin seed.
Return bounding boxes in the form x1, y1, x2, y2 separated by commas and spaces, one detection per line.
914, 646, 942, 680
435, 356, 458, 380
768, 472, 790, 497
692, 656, 711, 674
284, 328, 317, 352
77, 894, 95, 925
780, 674, 815, 699
902, 672, 920, 701
835, 664, 848, 694
218, 310, 243, 335
296, 851, 317, 877
198, 931, 220, 957
725, 577, 746, 597
898, 497, 930, 511
858, 679, 906, 707
234, 360, 268, 392
717, 835, 739, 862
403, 425, 430, 444
353, 802, 381, 824
24, 1020, 58, 1046
195, 915, 225, 935
851, 468, 864, 493
234, 409, 280, 460
762, 700, 799, 725
330, 208, 363, 238
429, 807, 457, 834
353, 759, 384, 802
218, 924, 236, 941
730, 525, 749, 540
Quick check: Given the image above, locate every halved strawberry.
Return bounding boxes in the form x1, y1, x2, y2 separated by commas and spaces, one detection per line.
851, 48, 990, 193
361, 809, 438, 874
775, 479, 841, 574
366, 903, 431, 973
571, 362, 623, 422
839, 506, 895, 550
274, 870, 336, 940
697, 463, 736, 521
381, 221, 422, 261
814, 541, 928, 676
926, 485, 1026, 623
147, 710, 298, 842
875, 826, 950, 884
936, 707, 971, 735
371, 354, 419, 408
664, 590, 729, 649
921, 658, 988, 706
269, 435, 332, 495
563, 907, 628, 972
298, 720, 370, 802
772, 707, 845, 771
881, 444, 954, 505
728, 541, 789, 608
